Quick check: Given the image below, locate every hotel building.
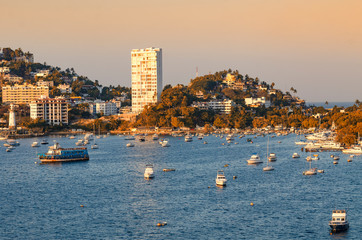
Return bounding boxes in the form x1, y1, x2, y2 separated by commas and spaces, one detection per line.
131, 47, 162, 114
2, 84, 49, 104
30, 97, 69, 125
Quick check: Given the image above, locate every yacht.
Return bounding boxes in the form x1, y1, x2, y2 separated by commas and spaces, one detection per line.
268, 153, 277, 162
215, 170, 227, 186
184, 135, 193, 142
342, 146, 362, 154
247, 154, 262, 164
31, 141, 40, 147
144, 164, 154, 179
292, 153, 300, 158
303, 161, 317, 175
329, 210, 349, 232
161, 139, 170, 147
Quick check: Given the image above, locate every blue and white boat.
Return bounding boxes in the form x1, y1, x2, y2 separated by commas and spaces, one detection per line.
329, 210, 349, 232
38, 142, 89, 163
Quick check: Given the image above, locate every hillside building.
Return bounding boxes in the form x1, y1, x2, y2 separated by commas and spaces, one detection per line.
30, 97, 69, 125
131, 47, 162, 114
2, 84, 49, 104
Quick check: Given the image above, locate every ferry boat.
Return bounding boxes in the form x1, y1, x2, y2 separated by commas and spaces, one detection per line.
38, 142, 89, 163
329, 210, 349, 232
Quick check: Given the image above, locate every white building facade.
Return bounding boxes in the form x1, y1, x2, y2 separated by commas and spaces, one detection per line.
245, 97, 271, 108
131, 47, 162, 114
30, 97, 69, 125
89, 101, 118, 116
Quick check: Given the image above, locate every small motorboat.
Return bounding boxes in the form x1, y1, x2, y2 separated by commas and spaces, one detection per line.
333, 156, 340, 160
163, 168, 175, 172
247, 154, 262, 164
6, 148, 12, 152
292, 153, 300, 158
69, 135, 76, 139
41, 139, 49, 145
306, 156, 312, 161
125, 135, 135, 140
91, 143, 99, 149
215, 170, 227, 186
161, 139, 170, 147
329, 210, 349, 232
31, 142, 40, 147
263, 165, 274, 171
184, 135, 193, 142
317, 169, 324, 173
268, 153, 277, 162
312, 154, 319, 161
126, 143, 134, 147
144, 164, 154, 179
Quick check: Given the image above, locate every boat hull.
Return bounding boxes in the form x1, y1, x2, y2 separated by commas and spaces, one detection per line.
40, 157, 89, 163
329, 223, 349, 232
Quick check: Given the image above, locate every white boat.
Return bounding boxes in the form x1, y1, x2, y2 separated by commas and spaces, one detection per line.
126, 143, 134, 147
91, 143, 98, 149
342, 146, 362, 154
69, 135, 76, 139
31, 142, 40, 147
75, 139, 84, 146
312, 154, 319, 161
185, 135, 193, 142
292, 153, 300, 158
91, 124, 98, 149
333, 156, 340, 160
125, 135, 135, 140
215, 170, 227, 186
247, 154, 262, 164
306, 156, 312, 161
225, 135, 234, 141
303, 161, 317, 175
152, 134, 159, 140
268, 153, 277, 162
6, 148, 12, 152
161, 139, 170, 147
329, 210, 349, 232
144, 164, 154, 179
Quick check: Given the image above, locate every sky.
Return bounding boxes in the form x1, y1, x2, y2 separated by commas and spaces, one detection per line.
1, 0, 362, 102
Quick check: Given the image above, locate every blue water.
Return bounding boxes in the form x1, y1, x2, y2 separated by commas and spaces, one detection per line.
0, 135, 361, 239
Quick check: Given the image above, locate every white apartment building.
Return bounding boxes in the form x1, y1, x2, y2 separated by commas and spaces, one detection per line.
30, 97, 69, 125
192, 99, 235, 114
89, 100, 118, 116
245, 97, 271, 108
131, 47, 162, 114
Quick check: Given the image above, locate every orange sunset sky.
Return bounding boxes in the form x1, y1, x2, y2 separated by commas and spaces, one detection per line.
1, 0, 362, 102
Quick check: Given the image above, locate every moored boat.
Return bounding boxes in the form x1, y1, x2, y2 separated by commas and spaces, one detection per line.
329, 210, 349, 232
31, 141, 40, 147
247, 154, 262, 164
38, 142, 89, 163
144, 164, 154, 179
292, 153, 300, 158
215, 170, 227, 186
268, 153, 277, 162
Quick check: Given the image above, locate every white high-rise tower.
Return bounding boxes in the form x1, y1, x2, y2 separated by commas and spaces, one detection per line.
131, 47, 162, 114
8, 104, 16, 129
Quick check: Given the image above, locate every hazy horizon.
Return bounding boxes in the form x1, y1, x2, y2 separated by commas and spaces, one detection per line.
1, 0, 362, 102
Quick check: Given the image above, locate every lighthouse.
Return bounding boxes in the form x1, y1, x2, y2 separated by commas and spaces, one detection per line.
9, 104, 16, 129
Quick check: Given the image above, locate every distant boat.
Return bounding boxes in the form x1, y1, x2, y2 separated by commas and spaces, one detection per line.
125, 135, 135, 140
69, 135, 76, 139
144, 164, 154, 179
91, 143, 98, 149
333, 156, 340, 160
139, 135, 146, 142
312, 154, 319, 161
292, 153, 300, 158
41, 139, 49, 145
303, 161, 317, 175
161, 139, 170, 147
342, 146, 362, 154
247, 154, 262, 164
215, 170, 227, 186
268, 153, 277, 162
6, 148, 12, 152
31, 142, 40, 147
329, 210, 349, 232
185, 134, 193, 142
126, 143, 134, 147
